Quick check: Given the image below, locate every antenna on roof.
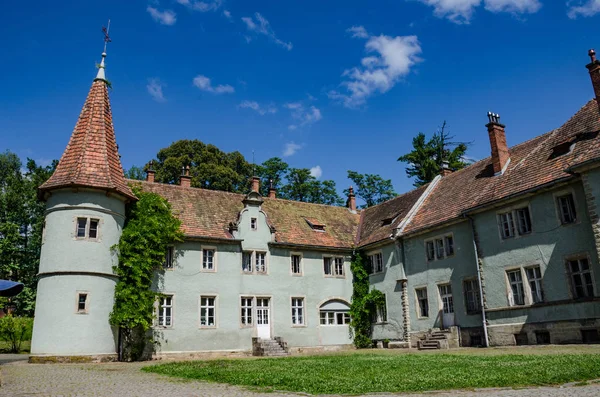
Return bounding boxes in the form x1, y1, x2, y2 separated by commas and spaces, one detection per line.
96, 20, 111, 82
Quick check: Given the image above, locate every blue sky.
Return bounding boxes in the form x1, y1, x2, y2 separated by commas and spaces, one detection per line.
2, 0, 600, 200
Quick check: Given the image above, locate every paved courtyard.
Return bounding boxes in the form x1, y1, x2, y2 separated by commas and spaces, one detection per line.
0, 356, 599, 397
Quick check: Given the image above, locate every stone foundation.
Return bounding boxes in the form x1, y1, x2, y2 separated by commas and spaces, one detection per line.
459, 327, 486, 347
153, 350, 251, 361
409, 327, 460, 348
287, 344, 354, 355
29, 354, 118, 364
487, 319, 600, 346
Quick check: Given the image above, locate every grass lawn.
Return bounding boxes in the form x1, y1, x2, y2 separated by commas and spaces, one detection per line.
143, 348, 600, 395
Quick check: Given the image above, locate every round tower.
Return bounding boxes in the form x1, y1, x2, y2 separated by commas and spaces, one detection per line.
30, 37, 136, 360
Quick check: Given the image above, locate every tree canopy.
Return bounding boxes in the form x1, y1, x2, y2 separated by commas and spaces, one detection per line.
0, 152, 56, 315
397, 121, 470, 187
345, 171, 397, 208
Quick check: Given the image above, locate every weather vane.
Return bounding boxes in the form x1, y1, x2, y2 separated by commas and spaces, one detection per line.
102, 20, 111, 53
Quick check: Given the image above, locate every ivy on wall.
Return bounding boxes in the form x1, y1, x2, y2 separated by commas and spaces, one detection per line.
109, 186, 183, 361
349, 252, 386, 348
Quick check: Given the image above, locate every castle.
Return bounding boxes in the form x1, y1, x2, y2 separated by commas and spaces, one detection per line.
30, 46, 600, 360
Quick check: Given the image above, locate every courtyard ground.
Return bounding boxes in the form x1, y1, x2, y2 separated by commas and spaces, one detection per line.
0, 346, 599, 396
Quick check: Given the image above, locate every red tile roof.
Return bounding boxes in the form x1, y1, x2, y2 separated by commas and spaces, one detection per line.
403, 100, 600, 235
39, 80, 135, 201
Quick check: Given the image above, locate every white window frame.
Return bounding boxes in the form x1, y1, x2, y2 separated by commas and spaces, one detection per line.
199, 295, 217, 328
556, 192, 577, 225
319, 311, 350, 326
201, 246, 217, 272
290, 253, 303, 276
156, 294, 174, 328
415, 287, 429, 318
463, 279, 481, 315
242, 251, 253, 273
75, 291, 89, 314
323, 255, 345, 278
425, 233, 455, 261
497, 205, 533, 240
74, 216, 101, 241
438, 283, 454, 315
291, 297, 305, 326
525, 266, 544, 304
241, 251, 269, 275
506, 269, 525, 306
368, 251, 384, 274
255, 251, 267, 274
566, 256, 595, 299
240, 296, 254, 327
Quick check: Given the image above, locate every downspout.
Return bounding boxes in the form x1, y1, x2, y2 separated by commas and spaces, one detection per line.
399, 238, 410, 344
466, 215, 489, 347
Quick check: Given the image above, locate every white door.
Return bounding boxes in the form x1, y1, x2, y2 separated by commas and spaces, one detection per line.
256, 298, 271, 339
439, 284, 455, 328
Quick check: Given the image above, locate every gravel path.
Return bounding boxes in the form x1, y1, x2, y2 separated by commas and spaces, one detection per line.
0, 359, 599, 397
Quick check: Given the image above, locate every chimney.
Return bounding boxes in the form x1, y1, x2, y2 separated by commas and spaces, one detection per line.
486, 112, 510, 175
145, 160, 156, 183
586, 49, 600, 112
179, 165, 191, 188
250, 176, 260, 193
268, 179, 276, 199
347, 186, 356, 212
440, 160, 453, 177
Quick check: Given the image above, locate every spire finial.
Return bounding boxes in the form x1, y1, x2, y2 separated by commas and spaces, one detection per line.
95, 20, 111, 82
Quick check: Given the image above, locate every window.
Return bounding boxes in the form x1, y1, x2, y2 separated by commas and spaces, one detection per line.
319, 300, 351, 326
200, 296, 216, 327
516, 208, 532, 235
426, 241, 435, 261
242, 251, 252, 273
202, 248, 215, 271
320, 311, 335, 325
567, 258, 595, 299
507, 270, 525, 306
463, 279, 481, 314
77, 293, 88, 314
255, 252, 267, 273
240, 297, 253, 326
291, 298, 304, 325
251, 217, 257, 230
498, 212, 515, 239
76, 217, 100, 240
157, 295, 173, 327
445, 235, 454, 256
416, 288, 429, 317
439, 284, 454, 314
291, 255, 302, 275
324, 257, 345, 277
374, 294, 387, 323
164, 246, 174, 270
535, 331, 551, 345
425, 234, 454, 261
557, 193, 577, 224
369, 253, 383, 274
525, 266, 544, 304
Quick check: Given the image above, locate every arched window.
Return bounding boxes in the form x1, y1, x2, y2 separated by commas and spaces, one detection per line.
319, 300, 351, 326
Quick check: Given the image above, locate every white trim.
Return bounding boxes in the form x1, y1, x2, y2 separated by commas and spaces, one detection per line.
290, 252, 303, 276
396, 175, 442, 235
199, 294, 218, 329
290, 296, 307, 327
494, 157, 511, 176
200, 246, 217, 273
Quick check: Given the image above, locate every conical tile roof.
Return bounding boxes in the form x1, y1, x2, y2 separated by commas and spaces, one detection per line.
39, 72, 136, 201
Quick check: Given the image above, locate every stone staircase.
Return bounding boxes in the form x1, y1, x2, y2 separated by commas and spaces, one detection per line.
252, 337, 289, 357
417, 329, 451, 350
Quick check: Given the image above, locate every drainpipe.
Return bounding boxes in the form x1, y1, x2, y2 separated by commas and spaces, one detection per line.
466, 215, 489, 347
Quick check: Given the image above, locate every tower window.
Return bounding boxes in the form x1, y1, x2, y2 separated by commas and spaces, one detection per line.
251, 217, 257, 230
75, 217, 100, 240
76, 292, 88, 314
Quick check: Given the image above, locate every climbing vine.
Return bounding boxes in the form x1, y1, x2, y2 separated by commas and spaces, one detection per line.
110, 186, 183, 361
349, 251, 386, 348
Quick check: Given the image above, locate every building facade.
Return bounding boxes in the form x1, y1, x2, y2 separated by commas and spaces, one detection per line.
30, 48, 600, 360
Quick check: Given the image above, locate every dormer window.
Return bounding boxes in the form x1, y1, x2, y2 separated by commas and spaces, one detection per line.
250, 217, 257, 230
305, 218, 326, 232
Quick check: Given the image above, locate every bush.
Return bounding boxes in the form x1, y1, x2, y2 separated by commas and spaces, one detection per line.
0, 315, 33, 353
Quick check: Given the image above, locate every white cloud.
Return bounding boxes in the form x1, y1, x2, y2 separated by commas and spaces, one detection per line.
310, 165, 322, 179
568, 0, 600, 18
285, 103, 322, 129
241, 12, 293, 50
176, 0, 222, 12
239, 100, 277, 115
347, 25, 369, 38
193, 75, 235, 94
147, 78, 166, 102
328, 31, 422, 108
223, 9, 232, 19
283, 142, 303, 157
414, 0, 540, 23
147, 6, 177, 25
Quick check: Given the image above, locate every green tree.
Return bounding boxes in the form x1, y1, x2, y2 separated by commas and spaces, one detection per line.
152, 140, 253, 193
125, 165, 145, 181
280, 168, 343, 205
110, 187, 184, 361
397, 121, 469, 187
345, 171, 397, 208
0, 152, 55, 315
256, 157, 289, 197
